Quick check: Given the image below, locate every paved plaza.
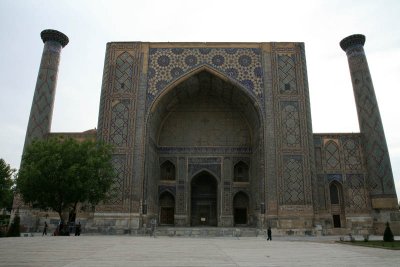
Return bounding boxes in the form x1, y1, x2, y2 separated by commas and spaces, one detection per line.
0, 235, 399, 266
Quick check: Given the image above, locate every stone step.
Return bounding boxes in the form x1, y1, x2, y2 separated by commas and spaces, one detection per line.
152, 227, 261, 237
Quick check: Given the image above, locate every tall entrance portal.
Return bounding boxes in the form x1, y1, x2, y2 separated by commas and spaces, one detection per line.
191, 172, 218, 226
145, 68, 263, 227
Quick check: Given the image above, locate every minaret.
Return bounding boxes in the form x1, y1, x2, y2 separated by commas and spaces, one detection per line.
340, 34, 398, 209
12, 30, 69, 225
23, 29, 69, 150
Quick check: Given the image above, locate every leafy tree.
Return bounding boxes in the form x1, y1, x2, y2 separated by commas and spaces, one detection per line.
0, 158, 16, 211
383, 222, 394, 242
16, 138, 115, 225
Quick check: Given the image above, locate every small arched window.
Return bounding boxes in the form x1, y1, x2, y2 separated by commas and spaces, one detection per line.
330, 183, 340, 205
160, 161, 175, 181
234, 161, 249, 182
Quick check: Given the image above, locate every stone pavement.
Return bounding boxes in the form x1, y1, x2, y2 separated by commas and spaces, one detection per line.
0, 235, 399, 266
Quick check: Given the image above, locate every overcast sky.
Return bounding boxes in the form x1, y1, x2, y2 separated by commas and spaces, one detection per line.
1, 0, 399, 198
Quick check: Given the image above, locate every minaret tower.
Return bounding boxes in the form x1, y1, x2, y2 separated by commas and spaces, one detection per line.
340, 34, 398, 212
23, 29, 69, 150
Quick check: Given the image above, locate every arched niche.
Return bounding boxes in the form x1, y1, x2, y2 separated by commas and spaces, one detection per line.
329, 181, 345, 228
147, 68, 262, 148
190, 171, 218, 226
159, 191, 175, 225
160, 160, 176, 181
233, 191, 249, 225
234, 161, 249, 182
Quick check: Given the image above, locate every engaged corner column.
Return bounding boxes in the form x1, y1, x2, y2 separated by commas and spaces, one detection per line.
23, 29, 69, 151
340, 34, 397, 209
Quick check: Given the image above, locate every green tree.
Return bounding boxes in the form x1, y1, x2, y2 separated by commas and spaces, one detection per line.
16, 138, 115, 226
0, 158, 16, 211
383, 222, 394, 242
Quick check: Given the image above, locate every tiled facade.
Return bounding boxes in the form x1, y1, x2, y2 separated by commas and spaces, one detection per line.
15, 32, 399, 235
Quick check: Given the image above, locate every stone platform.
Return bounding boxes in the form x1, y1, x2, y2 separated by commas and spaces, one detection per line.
0, 235, 399, 266
152, 227, 260, 237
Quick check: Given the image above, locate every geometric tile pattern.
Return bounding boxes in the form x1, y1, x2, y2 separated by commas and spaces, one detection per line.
346, 174, 367, 211
315, 134, 371, 216
281, 102, 301, 148
278, 55, 297, 94
96, 43, 143, 213
147, 48, 263, 106
325, 141, 341, 170
326, 174, 343, 184
346, 46, 395, 195
342, 138, 362, 170
282, 156, 305, 204
25, 42, 62, 149
108, 155, 126, 205
109, 100, 131, 147
114, 52, 134, 92
223, 181, 232, 215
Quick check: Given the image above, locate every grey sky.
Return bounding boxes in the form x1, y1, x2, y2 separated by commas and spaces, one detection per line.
1, 0, 399, 198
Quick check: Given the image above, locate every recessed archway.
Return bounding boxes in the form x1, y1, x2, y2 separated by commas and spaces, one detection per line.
329, 181, 344, 228
144, 67, 264, 227
233, 191, 249, 225
159, 191, 175, 225
191, 171, 218, 226
147, 68, 262, 148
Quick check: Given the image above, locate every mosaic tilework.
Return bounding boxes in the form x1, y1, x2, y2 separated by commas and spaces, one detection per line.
278, 55, 297, 94
108, 155, 126, 205
281, 102, 301, 148
96, 44, 111, 140
188, 157, 221, 179
109, 100, 131, 146
114, 52, 135, 92
326, 174, 343, 184
176, 180, 185, 214
147, 48, 263, 104
158, 185, 176, 196
342, 138, 362, 170
96, 43, 143, 212
316, 174, 327, 210
345, 45, 396, 195
24, 41, 62, 149
346, 174, 368, 211
282, 156, 305, 205
223, 181, 231, 214
325, 141, 341, 170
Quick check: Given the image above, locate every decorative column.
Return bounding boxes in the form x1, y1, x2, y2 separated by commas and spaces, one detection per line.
23, 29, 69, 150
340, 34, 398, 209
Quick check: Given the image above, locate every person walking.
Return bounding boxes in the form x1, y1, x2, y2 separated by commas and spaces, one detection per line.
267, 226, 272, 241
42, 222, 48, 236
75, 222, 81, 236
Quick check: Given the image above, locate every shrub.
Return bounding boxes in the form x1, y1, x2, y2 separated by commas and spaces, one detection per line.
383, 222, 394, 242
363, 234, 369, 242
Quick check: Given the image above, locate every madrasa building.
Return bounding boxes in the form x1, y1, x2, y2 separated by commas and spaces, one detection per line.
14, 29, 399, 235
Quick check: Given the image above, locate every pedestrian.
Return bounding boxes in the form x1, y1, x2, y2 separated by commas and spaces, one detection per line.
150, 218, 156, 237
75, 222, 81, 236
267, 226, 272, 241
42, 221, 48, 236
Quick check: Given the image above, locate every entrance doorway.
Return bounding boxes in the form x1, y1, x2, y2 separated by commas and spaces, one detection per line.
233, 191, 249, 226
159, 191, 175, 225
333, 215, 341, 228
191, 172, 217, 226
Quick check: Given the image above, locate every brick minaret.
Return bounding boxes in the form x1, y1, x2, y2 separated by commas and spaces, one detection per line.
340, 34, 398, 210
23, 29, 69, 150
13, 30, 69, 224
